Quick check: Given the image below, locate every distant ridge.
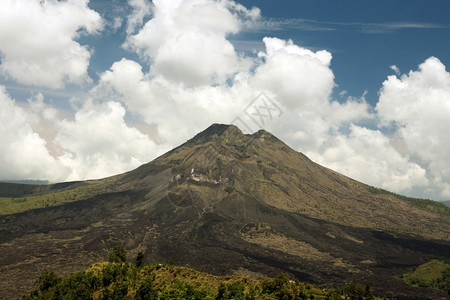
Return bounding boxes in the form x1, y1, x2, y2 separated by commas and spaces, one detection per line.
0, 179, 49, 185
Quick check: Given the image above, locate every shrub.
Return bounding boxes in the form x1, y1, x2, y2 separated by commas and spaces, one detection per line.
160, 280, 206, 300
109, 245, 127, 263
216, 280, 245, 300
136, 277, 158, 300
136, 252, 144, 267
37, 271, 60, 292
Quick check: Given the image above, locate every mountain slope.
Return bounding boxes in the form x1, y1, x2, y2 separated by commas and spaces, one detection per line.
1, 124, 450, 299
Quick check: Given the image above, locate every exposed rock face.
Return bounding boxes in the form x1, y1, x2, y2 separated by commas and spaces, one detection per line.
1, 123, 450, 299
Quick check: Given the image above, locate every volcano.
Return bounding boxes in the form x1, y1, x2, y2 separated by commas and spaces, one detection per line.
1, 124, 450, 299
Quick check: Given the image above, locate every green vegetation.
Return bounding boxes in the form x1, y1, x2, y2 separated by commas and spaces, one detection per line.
109, 245, 127, 263
23, 248, 385, 299
0, 176, 127, 216
367, 186, 450, 216
23, 264, 383, 300
400, 260, 450, 295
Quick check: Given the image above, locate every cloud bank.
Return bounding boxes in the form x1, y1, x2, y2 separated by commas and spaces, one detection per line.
1, 0, 450, 201
0, 0, 102, 88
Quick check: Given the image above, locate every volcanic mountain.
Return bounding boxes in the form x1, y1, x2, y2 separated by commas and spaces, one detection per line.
1, 124, 450, 299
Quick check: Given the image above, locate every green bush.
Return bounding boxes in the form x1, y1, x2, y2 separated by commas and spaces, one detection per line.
50, 270, 100, 299
160, 280, 207, 300
136, 252, 144, 267
334, 279, 374, 300
136, 277, 158, 300
261, 273, 294, 298
109, 245, 127, 263
36, 271, 60, 292
216, 280, 245, 300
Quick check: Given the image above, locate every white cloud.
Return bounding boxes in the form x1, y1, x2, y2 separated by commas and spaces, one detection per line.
251, 37, 335, 110
124, 0, 258, 86
0, 0, 102, 89
247, 37, 372, 152
0, 86, 70, 181
309, 125, 428, 194
377, 57, 450, 198
55, 100, 167, 180
112, 17, 124, 32
390, 65, 401, 76
0, 85, 168, 182
96, 58, 249, 146
126, 0, 153, 35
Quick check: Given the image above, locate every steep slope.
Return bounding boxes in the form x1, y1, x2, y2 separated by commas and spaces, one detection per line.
1, 124, 450, 299
127, 123, 450, 239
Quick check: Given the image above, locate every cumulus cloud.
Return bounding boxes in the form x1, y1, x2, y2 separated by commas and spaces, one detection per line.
124, 0, 259, 86
377, 57, 450, 198
56, 100, 167, 180
251, 37, 335, 110
0, 0, 102, 89
0, 86, 70, 181
96, 58, 248, 145
246, 37, 372, 153
126, 0, 153, 35
309, 125, 428, 193
0, 85, 167, 182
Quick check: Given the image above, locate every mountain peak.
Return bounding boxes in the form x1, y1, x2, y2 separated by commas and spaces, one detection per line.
187, 123, 244, 144
251, 128, 281, 143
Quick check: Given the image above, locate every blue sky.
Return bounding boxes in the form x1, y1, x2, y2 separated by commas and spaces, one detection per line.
1, 0, 450, 201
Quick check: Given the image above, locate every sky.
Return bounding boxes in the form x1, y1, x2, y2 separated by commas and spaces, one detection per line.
1, 0, 450, 201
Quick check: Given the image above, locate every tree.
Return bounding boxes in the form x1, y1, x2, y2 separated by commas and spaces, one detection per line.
136, 251, 144, 267
109, 245, 127, 263
37, 271, 60, 292
216, 280, 245, 300
136, 277, 158, 300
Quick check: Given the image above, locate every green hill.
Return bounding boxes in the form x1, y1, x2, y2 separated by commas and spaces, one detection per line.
0, 175, 128, 215
400, 259, 450, 295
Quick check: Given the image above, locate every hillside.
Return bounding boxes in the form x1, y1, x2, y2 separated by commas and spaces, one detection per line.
400, 259, 450, 294
1, 124, 450, 299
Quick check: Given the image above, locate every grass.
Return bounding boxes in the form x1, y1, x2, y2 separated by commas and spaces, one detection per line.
0, 175, 127, 216
400, 260, 450, 294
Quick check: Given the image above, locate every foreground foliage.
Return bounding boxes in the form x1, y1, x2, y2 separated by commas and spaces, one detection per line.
400, 259, 450, 295
23, 261, 382, 299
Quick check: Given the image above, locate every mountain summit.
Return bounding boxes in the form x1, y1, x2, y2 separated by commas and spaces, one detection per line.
128, 123, 450, 239
1, 124, 450, 299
